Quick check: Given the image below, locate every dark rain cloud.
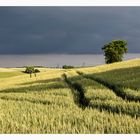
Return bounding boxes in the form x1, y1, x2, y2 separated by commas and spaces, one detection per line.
0, 7, 140, 54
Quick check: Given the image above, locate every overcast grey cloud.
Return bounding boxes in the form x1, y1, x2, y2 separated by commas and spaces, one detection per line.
0, 7, 140, 54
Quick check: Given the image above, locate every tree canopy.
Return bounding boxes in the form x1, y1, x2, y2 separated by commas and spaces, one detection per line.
102, 40, 128, 64
24, 66, 40, 78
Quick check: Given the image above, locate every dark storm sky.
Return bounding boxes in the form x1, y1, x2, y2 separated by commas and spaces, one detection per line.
0, 7, 140, 54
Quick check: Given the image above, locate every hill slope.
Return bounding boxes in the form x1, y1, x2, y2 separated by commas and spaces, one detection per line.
0, 59, 140, 133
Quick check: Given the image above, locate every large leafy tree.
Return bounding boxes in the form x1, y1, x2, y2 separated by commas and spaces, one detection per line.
102, 40, 128, 64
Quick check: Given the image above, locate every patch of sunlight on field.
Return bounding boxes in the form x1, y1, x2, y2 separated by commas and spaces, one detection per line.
0, 68, 65, 90
0, 68, 17, 72
0, 72, 23, 79
64, 69, 79, 78
12, 67, 47, 72
76, 58, 140, 74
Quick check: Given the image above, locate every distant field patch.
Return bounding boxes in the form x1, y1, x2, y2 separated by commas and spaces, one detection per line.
0, 68, 17, 72
0, 72, 23, 78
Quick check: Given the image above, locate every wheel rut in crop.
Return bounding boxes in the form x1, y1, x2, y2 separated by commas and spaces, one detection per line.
76, 72, 140, 118
62, 74, 90, 109
77, 71, 140, 102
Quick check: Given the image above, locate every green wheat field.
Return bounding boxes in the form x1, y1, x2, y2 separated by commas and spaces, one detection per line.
0, 59, 140, 134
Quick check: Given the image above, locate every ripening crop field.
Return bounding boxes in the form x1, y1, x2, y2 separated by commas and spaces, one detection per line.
0, 59, 140, 134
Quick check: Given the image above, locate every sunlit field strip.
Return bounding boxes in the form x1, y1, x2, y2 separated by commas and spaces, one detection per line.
76, 59, 140, 74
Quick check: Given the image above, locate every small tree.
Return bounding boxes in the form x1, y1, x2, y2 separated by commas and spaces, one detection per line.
25, 66, 40, 78
34, 69, 40, 73
102, 40, 128, 64
25, 66, 35, 78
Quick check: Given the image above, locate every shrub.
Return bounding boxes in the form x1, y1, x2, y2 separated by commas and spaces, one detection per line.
34, 69, 40, 73
62, 65, 74, 69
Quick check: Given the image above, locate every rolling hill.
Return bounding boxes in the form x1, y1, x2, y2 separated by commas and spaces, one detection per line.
0, 59, 140, 133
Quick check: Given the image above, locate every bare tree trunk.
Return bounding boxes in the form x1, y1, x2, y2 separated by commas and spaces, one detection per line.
30, 73, 32, 78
